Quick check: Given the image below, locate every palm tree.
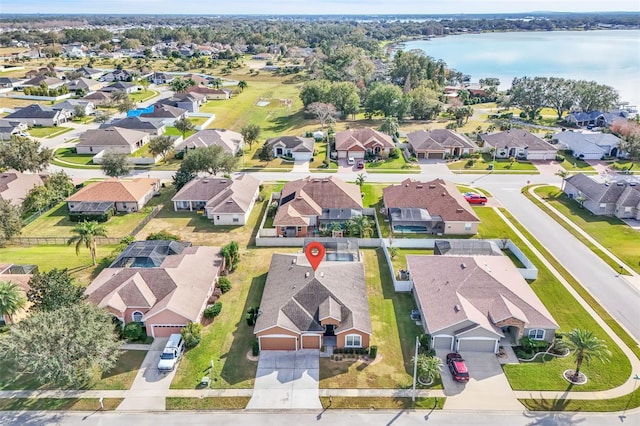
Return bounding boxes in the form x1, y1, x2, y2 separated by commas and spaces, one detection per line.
565, 329, 611, 381
379, 116, 399, 137
556, 170, 570, 191
67, 221, 108, 266
347, 215, 374, 238
237, 80, 248, 92
0, 281, 27, 323
210, 78, 222, 89
355, 173, 367, 191
412, 354, 443, 384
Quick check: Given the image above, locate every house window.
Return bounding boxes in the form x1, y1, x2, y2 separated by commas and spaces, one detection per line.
132, 311, 144, 324
297, 226, 302, 232
216, 216, 220, 220
345, 334, 362, 348
232, 214, 239, 223
464, 222, 471, 231
528, 329, 545, 340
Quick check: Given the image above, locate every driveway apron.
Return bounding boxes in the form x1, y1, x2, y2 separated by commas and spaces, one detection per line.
117, 337, 177, 411
247, 349, 321, 410
439, 351, 523, 411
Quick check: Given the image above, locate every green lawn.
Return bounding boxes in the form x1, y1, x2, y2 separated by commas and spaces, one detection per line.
0, 350, 145, 391
0, 398, 122, 411
309, 142, 338, 171
129, 143, 154, 158
319, 249, 430, 389
389, 249, 434, 274
320, 396, 444, 410
166, 397, 250, 410
533, 186, 640, 274
164, 127, 196, 138
365, 154, 419, 173
22, 200, 160, 239
557, 151, 594, 171
171, 246, 298, 389
520, 383, 640, 412
129, 89, 159, 103
54, 147, 97, 166
608, 159, 640, 173
473, 207, 633, 391
449, 154, 538, 172
0, 244, 117, 286
28, 126, 73, 138
188, 116, 209, 126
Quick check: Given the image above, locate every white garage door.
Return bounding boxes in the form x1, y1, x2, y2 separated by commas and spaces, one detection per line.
458, 339, 497, 352
294, 153, 313, 161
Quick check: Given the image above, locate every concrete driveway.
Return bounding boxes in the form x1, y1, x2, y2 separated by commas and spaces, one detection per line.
438, 351, 523, 411
247, 349, 321, 410
117, 338, 176, 411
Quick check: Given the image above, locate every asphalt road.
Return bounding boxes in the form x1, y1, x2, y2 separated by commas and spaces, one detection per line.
0, 409, 634, 426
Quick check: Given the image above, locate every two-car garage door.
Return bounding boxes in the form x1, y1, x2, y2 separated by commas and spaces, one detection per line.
457, 339, 497, 352
259, 336, 297, 350
151, 324, 184, 338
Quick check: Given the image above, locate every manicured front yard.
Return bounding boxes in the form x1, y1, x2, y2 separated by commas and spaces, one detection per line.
448, 154, 538, 172
365, 154, 419, 173
129, 89, 159, 102
472, 207, 632, 391
164, 126, 195, 138
533, 186, 640, 274
0, 398, 122, 411
319, 249, 427, 389
28, 126, 73, 138
54, 147, 97, 166
166, 397, 250, 410
557, 151, 594, 171
309, 142, 338, 171
0, 350, 145, 391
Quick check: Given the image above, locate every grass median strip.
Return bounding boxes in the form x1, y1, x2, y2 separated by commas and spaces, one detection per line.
166, 397, 250, 410
0, 398, 122, 411
319, 396, 444, 410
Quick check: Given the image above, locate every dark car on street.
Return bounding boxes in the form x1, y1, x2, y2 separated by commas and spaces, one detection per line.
446, 352, 470, 382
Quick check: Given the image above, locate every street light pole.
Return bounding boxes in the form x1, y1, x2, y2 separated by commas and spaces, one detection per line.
412, 335, 419, 402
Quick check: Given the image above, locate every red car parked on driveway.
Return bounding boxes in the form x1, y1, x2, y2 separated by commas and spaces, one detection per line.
463, 192, 488, 205
446, 353, 470, 382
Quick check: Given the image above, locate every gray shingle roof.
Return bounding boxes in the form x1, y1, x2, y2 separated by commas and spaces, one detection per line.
266, 136, 314, 153
6, 104, 59, 119
254, 253, 372, 335
480, 130, 556, 151
565, 173, 627, 203
172, 174, 260, 214
175, 129, 243, 153
77, 126, 147, 148
407, 129, 476, 151
104, 117, 164, 131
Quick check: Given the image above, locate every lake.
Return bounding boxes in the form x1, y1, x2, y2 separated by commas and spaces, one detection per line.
403, 30, 640, 107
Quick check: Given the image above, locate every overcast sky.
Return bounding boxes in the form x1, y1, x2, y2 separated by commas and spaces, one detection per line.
2, 0, 639, 15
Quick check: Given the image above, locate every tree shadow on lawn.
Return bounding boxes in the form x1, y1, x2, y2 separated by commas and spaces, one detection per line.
522, 384, 588, 425
218, 273, 267, 387
265, 111, 307, 134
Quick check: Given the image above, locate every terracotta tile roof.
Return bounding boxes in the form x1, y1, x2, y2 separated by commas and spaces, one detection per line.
254, 253, 371, 335
274, 176, 362, 227
66, 178, 159, 203
383, 178, 479, 222
408, 255, 558, 336
334, 128, 394, 152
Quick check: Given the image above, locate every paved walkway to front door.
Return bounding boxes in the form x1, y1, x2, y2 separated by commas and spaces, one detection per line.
247, 349, 322, 410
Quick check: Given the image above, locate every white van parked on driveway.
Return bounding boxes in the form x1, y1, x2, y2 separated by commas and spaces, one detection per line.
157, 333, 184, 372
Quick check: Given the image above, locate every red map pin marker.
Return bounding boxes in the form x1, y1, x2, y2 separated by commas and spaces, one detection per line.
305, 241, 326, 271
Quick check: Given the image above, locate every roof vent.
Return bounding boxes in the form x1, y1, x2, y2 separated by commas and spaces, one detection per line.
454, 304, 460, 312
616, 182, 624, 186
220, 180, 227, 184
416, 185, 423, 188
322, 179, 329, 182
313, 179, 320, 182
305, 272, 310, 278
292, 258, 297, 264
405, 183, 409, 187
429, 184, 436, 189
442, 192, 446, 196
203, 180, 209, 183
456, 208, 463, 213
320, 272, 324, 277
461, 263, 467, 269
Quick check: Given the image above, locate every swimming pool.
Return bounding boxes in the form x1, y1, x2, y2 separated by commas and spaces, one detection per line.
326, 252, 354, 261
393, 225, 428, 233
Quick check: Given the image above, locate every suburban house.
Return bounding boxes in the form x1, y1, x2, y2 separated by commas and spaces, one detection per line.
24, 67, 57, 79
86, 240, 223, 338
104, 117, 166, 135
0, 263, 36, 325
273, 176, 363, 237
565, 110, 627, 128
188, 86, 232, 100
382, 178, 480, 235
334, 128, 395, 159
102, 81, 139, 94
171, 174, 261, 225
480, 130, 557, 160
553, 131, 624, 159
99, 69, 135, 82
0, 119, 28, 140
408, 255, 558, 352
182, 73, 209, 86
76, 126, 150, 155
21, 75, 65, 90
254, 250, 371, 351
139, 104, 188, 121
75, 66, 103, 80
0, 171, 45, 206
83, 91, 113, 106
65, 77, 103, 93
266, 136, 315, 161
0, 77, 20, 90
149, 72, 175, 85
5, 104, 70, 127
158, 92, 206, 113
175, 129, 244, 155
407, 129, 477, 159
52, 99, 95, 117
564, 173, 640, 219
66, 178, 160, 217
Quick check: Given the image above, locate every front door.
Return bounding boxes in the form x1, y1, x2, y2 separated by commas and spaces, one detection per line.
324, 324, 335, 336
